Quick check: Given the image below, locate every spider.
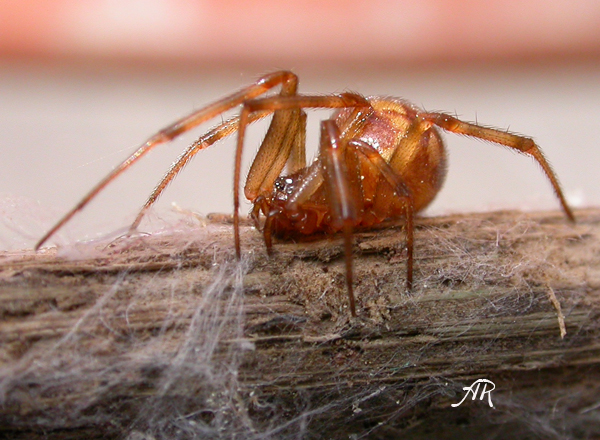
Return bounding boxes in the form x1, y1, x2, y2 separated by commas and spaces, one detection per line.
35, 71, 575, 316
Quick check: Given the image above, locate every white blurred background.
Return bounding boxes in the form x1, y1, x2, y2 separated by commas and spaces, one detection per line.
1, 0, 599, 250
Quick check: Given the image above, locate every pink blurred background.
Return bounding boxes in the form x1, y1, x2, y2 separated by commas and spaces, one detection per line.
1, 0, 599, 250
2, 0, 600, 65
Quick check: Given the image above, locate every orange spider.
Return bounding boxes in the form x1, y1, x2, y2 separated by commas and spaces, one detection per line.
36, 71, 574, 316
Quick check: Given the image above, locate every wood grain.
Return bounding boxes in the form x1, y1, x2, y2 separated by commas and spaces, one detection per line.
1, 209, 599, 439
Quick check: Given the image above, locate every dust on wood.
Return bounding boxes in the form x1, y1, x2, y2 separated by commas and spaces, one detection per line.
1, 209, 599, 439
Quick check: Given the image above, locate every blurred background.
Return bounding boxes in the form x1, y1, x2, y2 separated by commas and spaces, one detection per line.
1, 0, 599, 250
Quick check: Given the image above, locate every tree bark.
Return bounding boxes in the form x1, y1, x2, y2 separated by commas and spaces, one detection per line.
1, 209, 599, 439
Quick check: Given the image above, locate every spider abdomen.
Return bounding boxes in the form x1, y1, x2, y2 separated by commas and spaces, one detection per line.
354, 97, 448, 214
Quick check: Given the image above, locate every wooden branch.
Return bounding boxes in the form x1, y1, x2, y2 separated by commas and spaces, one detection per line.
1, 209, 599, 439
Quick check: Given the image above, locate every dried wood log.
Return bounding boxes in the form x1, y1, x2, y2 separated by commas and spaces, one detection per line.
1, 208, 599, 439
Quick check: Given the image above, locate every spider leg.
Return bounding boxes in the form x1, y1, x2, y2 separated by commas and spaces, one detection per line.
243, 96, 372, 204
233, 93, 371, 258
421, 112, 575, 222
350, 139, 415, 290
245, 107, 306, 200
317, 116, 398, 315
35, 70, 299, 249
286, 110, 308, 175
129, 111, 271, 231
320, 120, 361, 317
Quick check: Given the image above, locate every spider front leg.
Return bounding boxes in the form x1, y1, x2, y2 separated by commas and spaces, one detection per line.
421, 112, 575, 222
35, 70, 299, 249
130, 111, 271, 231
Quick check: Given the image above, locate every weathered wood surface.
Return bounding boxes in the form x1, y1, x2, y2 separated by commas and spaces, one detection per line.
1, 208, 599, 439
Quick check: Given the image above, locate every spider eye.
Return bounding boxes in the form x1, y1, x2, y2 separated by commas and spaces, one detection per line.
274, 176, 297, 195
274, 177, 286, 192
